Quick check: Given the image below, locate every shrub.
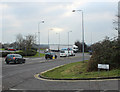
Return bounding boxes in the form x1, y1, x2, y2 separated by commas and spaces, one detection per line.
15, 51, 25, 56
22, 49, 37, 56
87, 38, 120, 72
1, 52, 11, 57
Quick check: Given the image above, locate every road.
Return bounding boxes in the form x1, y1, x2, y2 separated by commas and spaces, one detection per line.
2, 53, 120, 91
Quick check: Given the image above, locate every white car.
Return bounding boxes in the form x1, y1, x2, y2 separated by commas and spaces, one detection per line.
60, 50, 69, 57
60, 48, 75, 57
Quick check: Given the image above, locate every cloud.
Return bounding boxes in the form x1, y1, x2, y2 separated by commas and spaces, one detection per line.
51, 27, 64, 32
85, 12, 115, 22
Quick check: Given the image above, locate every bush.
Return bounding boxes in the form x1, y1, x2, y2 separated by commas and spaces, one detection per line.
22, 49, 37, 56
15, 51, 25, 56
87, 38, 120, 72
0, 49, 37, 57
1, 52, 11, 57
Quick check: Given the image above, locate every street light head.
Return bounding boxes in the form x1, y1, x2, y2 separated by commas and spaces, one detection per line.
72, 10, 83, 12
41, 21, 44, 23
72, 10, 76, 12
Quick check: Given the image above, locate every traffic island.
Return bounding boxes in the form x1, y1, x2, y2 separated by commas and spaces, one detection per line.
36, 61, 120, 81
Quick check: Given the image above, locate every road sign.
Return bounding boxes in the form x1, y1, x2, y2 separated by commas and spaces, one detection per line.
98, 64, 109, 70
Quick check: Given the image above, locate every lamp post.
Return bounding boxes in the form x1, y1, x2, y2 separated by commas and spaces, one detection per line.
68, 31, 72, 56
48, 28, 53, 50
38, 20, 44, 57
72, 9, 85, 62
56, 32, 60, 51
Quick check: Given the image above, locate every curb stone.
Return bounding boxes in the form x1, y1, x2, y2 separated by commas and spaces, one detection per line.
39, 74, 120, 81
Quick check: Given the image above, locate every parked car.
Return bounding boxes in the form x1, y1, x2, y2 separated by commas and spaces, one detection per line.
5, 54, 25, 64
8, 47, 16, 51
45, 52, 57, 59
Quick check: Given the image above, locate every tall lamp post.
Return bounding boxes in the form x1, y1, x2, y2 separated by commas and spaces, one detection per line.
48, 28, 53, 50
72, 9, 85, 62
56, 32, 60, 51
38, 20, 44, 57
68, 31, 72, 55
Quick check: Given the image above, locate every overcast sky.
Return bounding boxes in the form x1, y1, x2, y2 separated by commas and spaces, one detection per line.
0, 0, 119, 45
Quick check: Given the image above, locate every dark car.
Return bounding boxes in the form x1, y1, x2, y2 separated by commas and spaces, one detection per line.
45, 52, 57, 60
5, 54, 25, 64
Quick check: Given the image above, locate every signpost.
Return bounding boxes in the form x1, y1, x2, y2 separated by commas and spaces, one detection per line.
98, 64, 110, 78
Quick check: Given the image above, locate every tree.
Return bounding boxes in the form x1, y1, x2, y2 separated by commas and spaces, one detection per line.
25, 34, 35, 50
74, 41, 89, 52
15, 34, 37, 56
16, 33, 23, 50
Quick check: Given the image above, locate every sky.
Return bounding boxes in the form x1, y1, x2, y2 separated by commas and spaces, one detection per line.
0, 0, 119, 45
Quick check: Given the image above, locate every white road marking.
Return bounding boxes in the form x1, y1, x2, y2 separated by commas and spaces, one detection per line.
10, 88, 25, 90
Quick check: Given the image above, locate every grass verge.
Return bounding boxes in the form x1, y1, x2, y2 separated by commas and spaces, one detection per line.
41, 61, 120, 79
0, 48, 5, 50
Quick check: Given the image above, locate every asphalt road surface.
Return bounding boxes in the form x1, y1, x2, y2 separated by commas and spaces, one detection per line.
1, 53, 120, 91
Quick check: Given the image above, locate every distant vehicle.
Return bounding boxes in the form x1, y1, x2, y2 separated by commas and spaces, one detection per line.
45, 52, 57, 60
89, 50, 93, 55
5, 54, 25, 64
8, 47, 16, 51
60, 50, 69, 57
73, 45, 78, 53
68, 48, 75, 56
60, 48, 75, 57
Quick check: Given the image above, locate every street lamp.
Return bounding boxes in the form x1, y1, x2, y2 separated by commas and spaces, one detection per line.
48, 28, 53, 50
68, 31, 72, 56
72, 9, 85, 62
56, 32, 60, 51
38, 20, 44, 57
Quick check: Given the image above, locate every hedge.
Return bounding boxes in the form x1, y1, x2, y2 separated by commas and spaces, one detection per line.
0, 49, 37, 57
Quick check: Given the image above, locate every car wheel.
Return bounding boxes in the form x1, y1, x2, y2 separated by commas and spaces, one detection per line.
45, 56, 48, 60
6, 61, 9, 64
14, 61, 16, 64
23, 61, 25, 63
20, 61, 22, 64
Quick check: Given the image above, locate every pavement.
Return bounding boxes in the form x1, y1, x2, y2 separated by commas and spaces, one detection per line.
1, 53, 120, 91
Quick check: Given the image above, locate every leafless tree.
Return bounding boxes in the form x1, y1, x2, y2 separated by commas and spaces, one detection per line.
16, 33, 23, 50
25, 34, 35, 50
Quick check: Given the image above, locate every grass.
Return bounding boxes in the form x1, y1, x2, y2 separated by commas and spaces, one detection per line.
0, 48, 5, 50
41, 61, 120, 79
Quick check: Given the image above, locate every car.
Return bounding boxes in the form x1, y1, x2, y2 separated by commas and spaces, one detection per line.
8, 47, 16, 51
45, 52, 57, 60
60, 50, 69, 57
60, 48, 75, 57
68, 48, 75, 56
5, 54, 25, 64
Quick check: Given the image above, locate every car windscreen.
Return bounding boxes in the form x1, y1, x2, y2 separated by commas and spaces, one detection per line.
60, 51, 65, 53
45, 53, 51, 55
14, 55, 22, 58
7, 54, 14, 57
